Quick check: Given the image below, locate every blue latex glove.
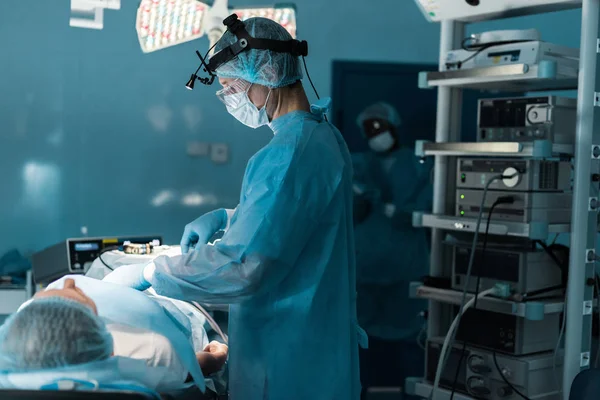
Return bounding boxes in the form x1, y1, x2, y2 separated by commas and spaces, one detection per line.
180, 209, 228, 254
102, 263, 151, 291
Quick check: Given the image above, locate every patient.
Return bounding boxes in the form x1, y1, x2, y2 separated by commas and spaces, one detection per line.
0, 276, 227, 394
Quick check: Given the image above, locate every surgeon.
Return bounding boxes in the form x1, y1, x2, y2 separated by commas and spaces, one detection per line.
352, 102, 432, 398
103, 15, 365, 400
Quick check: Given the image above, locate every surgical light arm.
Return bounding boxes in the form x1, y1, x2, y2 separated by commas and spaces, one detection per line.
70, 0, 120, 30
204, 0, 230, 54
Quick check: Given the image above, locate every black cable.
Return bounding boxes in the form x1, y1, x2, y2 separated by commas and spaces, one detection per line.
300, 56, 328, 122
447, 45, 492, 69
484, 198, 531, 400
204, 38, 221, 62
449, 196, 514, 399
521, 284, 565, 300
493, 351, 532, 400
470, 198, 529, 400
449, 199, 505, 400
98, 246, 119, 271
435, 176, 516, 399
447, 38, 534, 70
301, 56, 319, 100
537, 241, 570, 287
443, 37, 492, 69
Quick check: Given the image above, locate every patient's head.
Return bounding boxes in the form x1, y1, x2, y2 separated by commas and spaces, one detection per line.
0, 279, 113, 371
34, 278, 98, 314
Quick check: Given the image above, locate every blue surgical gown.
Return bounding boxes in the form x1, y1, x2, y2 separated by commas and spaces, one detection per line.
352, 148, 433, 341
146, 107, 364, 400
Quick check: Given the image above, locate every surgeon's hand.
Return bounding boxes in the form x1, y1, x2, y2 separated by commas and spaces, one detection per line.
180, 209, 228, 254
196, 341, 228, 375
102, 263, 151, 291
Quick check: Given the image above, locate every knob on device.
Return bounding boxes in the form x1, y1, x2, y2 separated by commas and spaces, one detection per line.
502, 167, 520, 188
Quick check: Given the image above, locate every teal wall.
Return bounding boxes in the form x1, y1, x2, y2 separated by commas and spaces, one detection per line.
0, 1, 585, 258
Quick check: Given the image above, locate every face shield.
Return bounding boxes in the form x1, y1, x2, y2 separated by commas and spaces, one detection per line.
215, 79, 252, 108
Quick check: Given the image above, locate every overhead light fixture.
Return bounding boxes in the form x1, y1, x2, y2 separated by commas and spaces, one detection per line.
136, 0, 208, 54
136, 0, 298, 53
70, 0, 121, 30
233, 7, 296, 38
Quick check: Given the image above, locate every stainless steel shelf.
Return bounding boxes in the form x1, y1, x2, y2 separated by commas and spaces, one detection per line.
413, 213, 570, 240
415, 140, 574, 158
418, 61, 578, 92
417, 2, 581, 24
405, 378, 562, 400
409, 283, 564, 320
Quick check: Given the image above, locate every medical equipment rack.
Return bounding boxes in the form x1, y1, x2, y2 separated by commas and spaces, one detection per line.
405, 2, 600, 400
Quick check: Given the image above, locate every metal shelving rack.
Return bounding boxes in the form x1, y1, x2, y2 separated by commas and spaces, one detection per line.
407, 2, 600, 400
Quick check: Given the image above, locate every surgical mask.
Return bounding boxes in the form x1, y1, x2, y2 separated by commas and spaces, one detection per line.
223, 88, 272, 129
368, 131, 395, 152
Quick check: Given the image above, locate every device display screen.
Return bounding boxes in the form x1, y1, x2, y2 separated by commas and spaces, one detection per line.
487, 50, 521, 62
74, 243, 100, 252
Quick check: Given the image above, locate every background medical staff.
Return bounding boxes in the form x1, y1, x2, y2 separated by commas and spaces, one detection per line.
352, 102, 433, 398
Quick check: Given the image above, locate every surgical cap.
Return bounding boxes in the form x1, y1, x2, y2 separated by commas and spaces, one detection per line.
0, 297, 113, 371
356, 102, 402, 129
213, 17, 303, 88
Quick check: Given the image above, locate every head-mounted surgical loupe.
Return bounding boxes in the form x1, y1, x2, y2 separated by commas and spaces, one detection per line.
185, 13, 308, 90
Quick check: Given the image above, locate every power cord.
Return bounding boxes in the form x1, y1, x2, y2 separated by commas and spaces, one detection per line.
98, 246, 120, 271
519, 284, 565, 301
445, 37, 532, 70
449, 196, 514, 400
430, 173, 516, 400
431, 286, 498, 398
535, 240, 569, 286
444, 37, 492, 69
452, 193, 530, 400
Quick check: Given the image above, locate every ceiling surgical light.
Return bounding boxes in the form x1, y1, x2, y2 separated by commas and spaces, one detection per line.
136, 0, 298, 54
136, 0, 208, 54
233, 7, 296, 38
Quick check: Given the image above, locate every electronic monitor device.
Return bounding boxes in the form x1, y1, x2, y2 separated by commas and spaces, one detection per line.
477, 96, 577, 144
455, 190, 572, 224
426, 336, 562, 399
32, 236, 162, 284
457, 158, 571, 192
